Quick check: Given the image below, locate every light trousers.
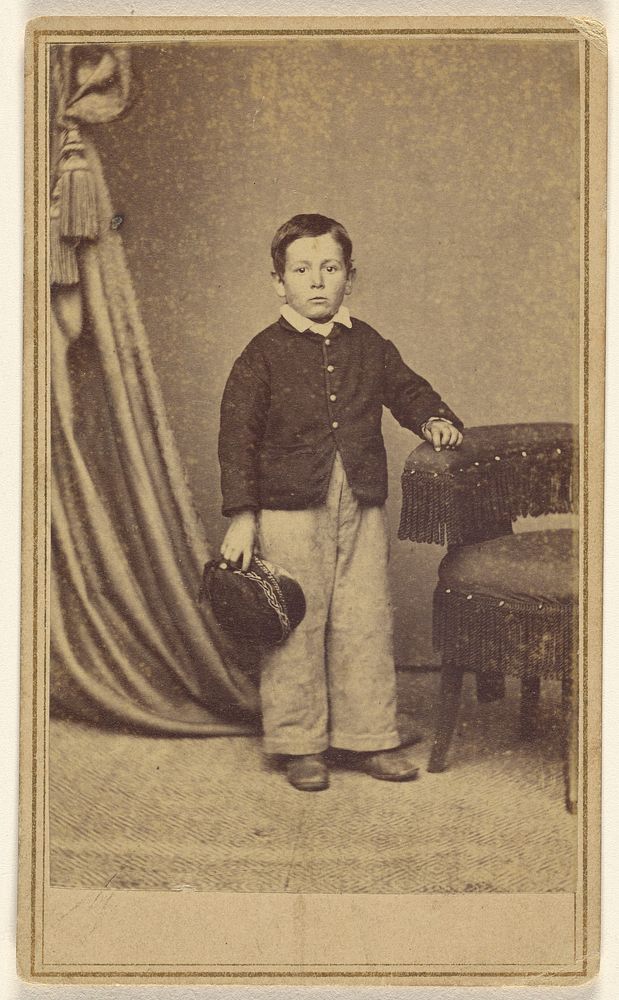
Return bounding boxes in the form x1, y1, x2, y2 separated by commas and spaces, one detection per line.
257, 453, 400, 756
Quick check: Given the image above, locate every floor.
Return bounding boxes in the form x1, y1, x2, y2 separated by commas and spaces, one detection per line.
49, 670, 578, 894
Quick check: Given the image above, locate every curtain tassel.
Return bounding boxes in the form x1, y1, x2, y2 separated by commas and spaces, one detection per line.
56, 126, 99, 241
50, 207, 79, 286
57, 155, 99, 241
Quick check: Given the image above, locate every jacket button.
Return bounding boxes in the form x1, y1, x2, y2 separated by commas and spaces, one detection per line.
330, 393, 337, 401
331, 421, 339, 429
325, 338, 331, 346
327, 364, 335, 373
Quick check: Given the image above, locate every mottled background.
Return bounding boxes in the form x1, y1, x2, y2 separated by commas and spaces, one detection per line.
95, 38, 581, 664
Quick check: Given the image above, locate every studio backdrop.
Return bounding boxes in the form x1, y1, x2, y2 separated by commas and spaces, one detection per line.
50, 38, 580, 732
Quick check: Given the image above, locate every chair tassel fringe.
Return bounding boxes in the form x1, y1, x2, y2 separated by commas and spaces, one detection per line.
432, 588, 576, 680
399, 451, 576, 545
398, 472, 455, 545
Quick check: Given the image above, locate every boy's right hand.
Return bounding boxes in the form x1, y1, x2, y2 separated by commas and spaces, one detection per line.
220, 511, 257, 572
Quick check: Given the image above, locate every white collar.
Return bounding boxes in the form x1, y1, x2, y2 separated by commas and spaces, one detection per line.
280, 303, 352, 335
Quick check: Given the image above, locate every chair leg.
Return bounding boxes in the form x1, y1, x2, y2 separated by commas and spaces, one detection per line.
428, 662, 465, 773
476, 671, 505, 704
520, 676, 541, 741
563, 667, 579, 815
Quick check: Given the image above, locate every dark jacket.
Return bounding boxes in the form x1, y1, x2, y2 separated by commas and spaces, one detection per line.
219, 315, 462, 515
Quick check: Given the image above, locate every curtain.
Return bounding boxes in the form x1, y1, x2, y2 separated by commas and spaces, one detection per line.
49, 45, 260, 735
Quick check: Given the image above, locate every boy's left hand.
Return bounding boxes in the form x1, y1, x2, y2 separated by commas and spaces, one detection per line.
422, 418, 463, 452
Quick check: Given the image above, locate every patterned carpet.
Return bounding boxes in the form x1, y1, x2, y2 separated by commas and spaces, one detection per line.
49, 671, 577, 893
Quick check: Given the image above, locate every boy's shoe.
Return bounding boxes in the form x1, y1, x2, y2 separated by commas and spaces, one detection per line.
286, 754, 329, 792
344, 747, 420, 782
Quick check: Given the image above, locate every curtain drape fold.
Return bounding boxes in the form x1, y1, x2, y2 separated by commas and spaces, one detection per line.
49, 45, 260, 734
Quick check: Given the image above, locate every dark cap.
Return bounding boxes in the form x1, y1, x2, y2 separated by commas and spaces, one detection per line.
199, 555, 306, 648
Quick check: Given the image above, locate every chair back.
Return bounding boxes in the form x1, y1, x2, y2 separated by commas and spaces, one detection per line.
399, 423, 577, 547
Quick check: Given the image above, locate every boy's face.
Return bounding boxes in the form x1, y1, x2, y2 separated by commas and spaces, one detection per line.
272, 233, 354, 323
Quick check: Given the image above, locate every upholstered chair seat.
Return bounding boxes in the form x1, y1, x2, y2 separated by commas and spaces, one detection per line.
439, 529, 578, 602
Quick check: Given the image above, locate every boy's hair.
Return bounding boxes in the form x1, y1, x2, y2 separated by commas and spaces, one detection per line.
271, 214, 354, 278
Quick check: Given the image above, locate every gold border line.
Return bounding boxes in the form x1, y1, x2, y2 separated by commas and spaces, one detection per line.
31, 28, 590, 981
37, 27, 580, 37
30, 33, 40, 975
582, 36, 590, 978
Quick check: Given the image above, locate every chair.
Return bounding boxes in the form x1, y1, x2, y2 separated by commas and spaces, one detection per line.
398, 423, 579, 813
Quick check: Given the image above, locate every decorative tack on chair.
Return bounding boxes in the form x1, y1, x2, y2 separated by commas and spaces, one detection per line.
398, 423, 579, 813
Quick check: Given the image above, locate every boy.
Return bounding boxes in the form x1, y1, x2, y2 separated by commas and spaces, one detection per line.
219, 214, 463, 791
